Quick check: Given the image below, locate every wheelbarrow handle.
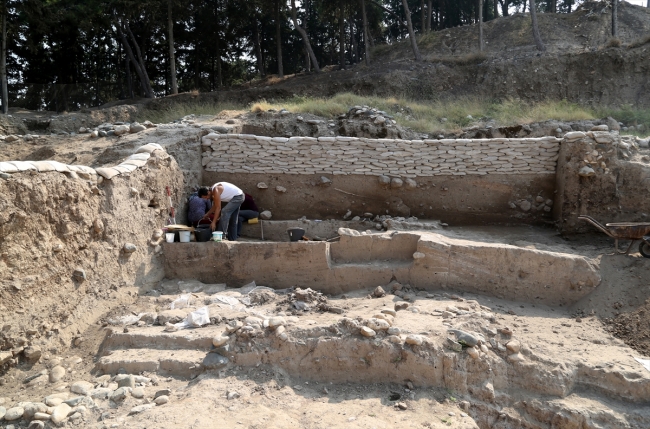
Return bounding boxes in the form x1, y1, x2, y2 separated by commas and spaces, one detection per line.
578, 215, 615, 238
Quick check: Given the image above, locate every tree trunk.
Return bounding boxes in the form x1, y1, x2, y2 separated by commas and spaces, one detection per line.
420, 0, 425, 33
493, 0, 498, 18
427, 0, 432, 30
401, 0, 423, 61
168, 0, 178, 95
529, 0, 546, 51
0, 1, 8, 114
350, 18, 358, 64
125, 56, 134, 99
275, 0, 284, 77
339, 3, 346, 69
290, 0, 320, 72
612, 0, 618, 37
115, 20, 155, 98
253, 18, 265, 77
360, 0, 370, 65
501, 0, 510, 16
216, 36, 222, 88
479, 0, 484, 51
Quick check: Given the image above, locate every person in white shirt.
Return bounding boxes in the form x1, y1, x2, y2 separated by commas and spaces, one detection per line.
203, 182, 245, 241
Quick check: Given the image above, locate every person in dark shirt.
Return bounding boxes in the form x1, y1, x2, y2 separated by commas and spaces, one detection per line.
238, 193, 259, 238
187, 187, 213, 227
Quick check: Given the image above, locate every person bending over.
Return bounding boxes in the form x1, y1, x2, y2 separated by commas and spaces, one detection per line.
204, 182, 244, 241
237, 193, 260, 238
187, 186, 212, 227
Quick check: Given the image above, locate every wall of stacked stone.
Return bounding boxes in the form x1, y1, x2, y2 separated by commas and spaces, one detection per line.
201, 134, 561, 177
0, 143, 164, 180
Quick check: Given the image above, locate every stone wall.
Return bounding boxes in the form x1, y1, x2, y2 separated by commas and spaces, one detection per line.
201, 134, 561, 177
200, 133, 561, 224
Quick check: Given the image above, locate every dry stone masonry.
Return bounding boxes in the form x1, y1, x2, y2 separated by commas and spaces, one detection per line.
0, 143, 164, 181
201, 134, 561, 177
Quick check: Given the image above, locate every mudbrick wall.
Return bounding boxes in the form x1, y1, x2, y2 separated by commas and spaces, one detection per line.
554, 131, 650, 233
0, 146, 183, 374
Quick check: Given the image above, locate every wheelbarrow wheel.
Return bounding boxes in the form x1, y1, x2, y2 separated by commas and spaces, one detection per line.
639, 241, 650, 258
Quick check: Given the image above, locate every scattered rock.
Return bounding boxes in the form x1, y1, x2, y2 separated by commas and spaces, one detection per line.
72, 268, 86, 282
154, 395, 169, 405
227, 391, 240, 400
23, 346, 42, 363
131, 387, 145, 399
390, 178, 403, 189
366, 318, 390, 331
130, 123, 147, 133
154, 389, 172, 399
405, 334, 424, 346
3, 407, 23, 421
123, 243, 137, 253
466, 346, 479, 359
413, 252, 425, 259
113, 125, 130, 136
116, 374, 135, 388
395, 402, 408, 410
71, 380, 94, 396
5, 135, 19, 142
360, 326, 376, 337
202, 353, 229, 370
257, 182, 268, 189
579, 166, 595, 177
446, 337, 463, 352
275, 186, 287, 193
519, 200, 532, 212
405, 178, 417, 189
260, 210, 272, 220
318, 176, 332, 186
590, 124, 609, 132
212, 336, 229, 347
129, 404, 155, 415
109, 387, 128, 402
373, 286, 386, 298
268, 317, 286, 329
507, 353, 525, 363
395, 302, 409, 311
49, 366, 66, 383
378, 175, 391, 186
50, 403, 72, 424
449, 329, 479, 347
28, 421, 45, 429
506, 340, 521, 354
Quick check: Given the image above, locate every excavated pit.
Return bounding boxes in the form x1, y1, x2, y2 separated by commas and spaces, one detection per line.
2, 121, 650, 428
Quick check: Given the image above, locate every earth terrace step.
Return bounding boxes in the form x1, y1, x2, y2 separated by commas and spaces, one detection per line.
102, 326, 221, 351
96, 349, 209, 378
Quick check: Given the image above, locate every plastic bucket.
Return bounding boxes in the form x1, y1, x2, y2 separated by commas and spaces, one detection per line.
179, 230, 191, 243
287, 228, 305, 242
165, 233, 175, 243
195, 225, 212, 242
212, 231, 223, 242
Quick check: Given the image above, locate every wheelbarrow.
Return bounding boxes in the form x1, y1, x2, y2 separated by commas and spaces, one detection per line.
578, 215, 650, 258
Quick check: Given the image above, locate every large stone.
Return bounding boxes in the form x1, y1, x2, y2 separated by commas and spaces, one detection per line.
268, 317, 285, 329
123, 243, 137, 253
130, 123, 147, 133
72, 269, 86, 282
113, 125, 130, 136
449, 329, 479, 347
4, 407, 24, 421
360, 327, 376, 337
131, 387, 145, 399
116, 374, 135, 388
378, 175, 391, 186
71, 380, 94, 396
202, 353, 229, 370
51, 403, 72, 424
506, 340, 521, 354
49, 365, 66, 383
366, 318, 390, 332
129, 404, 155, 415
28, 420, 46, 429
405, 335, 425, 346
260, 210, 272, 220
212, 336, 229, 347
154, 395, 169, 405
0, 406, 5, 420
109, 387, 128, 402
373, 286, 386, 298
579, 166, 595, 177
390, 178, 404, 189
23, 346, 42, 363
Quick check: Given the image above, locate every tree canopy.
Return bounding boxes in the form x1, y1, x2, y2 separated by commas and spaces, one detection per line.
0, 0, 587, 111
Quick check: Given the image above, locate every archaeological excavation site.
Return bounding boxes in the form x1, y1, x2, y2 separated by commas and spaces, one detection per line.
0, 106, 649, 429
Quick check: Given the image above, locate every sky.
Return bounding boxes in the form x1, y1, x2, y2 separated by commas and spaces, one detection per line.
627, 0, 646, 6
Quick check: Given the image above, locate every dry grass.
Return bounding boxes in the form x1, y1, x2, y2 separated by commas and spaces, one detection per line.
137, 100, 243, 124
628, 34, 650, 50
251, 93, 605, 134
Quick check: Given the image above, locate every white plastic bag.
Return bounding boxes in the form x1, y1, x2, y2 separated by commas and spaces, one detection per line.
170, 294, 192, 309
185, 307, 210, 328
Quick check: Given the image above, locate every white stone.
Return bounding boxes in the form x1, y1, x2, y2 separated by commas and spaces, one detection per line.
405, 335, 424, 346
51, 403, 72, 424
360, 326, 376, 337
71, 381, 94, 396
